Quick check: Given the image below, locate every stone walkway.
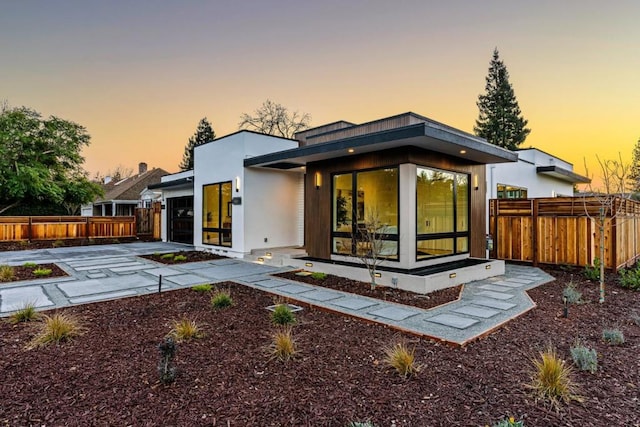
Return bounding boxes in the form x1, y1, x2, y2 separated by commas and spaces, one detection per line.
0, 243, 554, 346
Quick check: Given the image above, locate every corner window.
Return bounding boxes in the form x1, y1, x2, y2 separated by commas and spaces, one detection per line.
202, 182, 232, 247
497, 184, 528, 199
416, 167, 469, 260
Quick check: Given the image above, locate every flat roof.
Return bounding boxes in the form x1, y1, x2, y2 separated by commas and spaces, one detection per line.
536, 166, 591, 184
245, 121, 517, 169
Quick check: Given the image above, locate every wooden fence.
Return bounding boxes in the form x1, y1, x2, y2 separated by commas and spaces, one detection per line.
489, 197, 640, 270
135, 202, 162, 240
0, 216, 137, 241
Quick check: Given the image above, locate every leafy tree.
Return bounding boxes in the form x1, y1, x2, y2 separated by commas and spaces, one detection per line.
238, 99, 311, 138
0, 105, 102, 215
474, 48, 530, 150
180, 118, 215, 171
629, 138, 640, 193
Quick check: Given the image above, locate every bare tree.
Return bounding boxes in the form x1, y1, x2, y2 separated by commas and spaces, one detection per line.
355, 208, 388, 290
94, 164, 134, 183
582, 153, 632, 303
238, 99, 311, 138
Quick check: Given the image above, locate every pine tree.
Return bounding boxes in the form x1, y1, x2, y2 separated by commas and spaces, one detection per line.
629, 138, 640, 193
474, 48, 530, 150
179, 118, 216, 171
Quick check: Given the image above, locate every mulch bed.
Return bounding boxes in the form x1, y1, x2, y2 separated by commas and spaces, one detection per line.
0, 263, 67, 283
0, 237, 143, 252
140, 251, 228, 264
275, 271, 462, 310
1, 269, 638, 426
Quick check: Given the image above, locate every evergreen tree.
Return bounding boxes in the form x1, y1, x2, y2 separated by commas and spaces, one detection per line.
180, 118, 216, 171
474, 48, 530, 150
629, 138, 640, 193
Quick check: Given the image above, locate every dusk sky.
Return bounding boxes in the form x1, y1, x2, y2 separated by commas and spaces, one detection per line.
2, 1, 638, 188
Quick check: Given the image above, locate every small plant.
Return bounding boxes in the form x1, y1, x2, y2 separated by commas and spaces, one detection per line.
169, 317, 204, 341
111, 238, 120, 244
269, 327, 297, 362
570, 342, 598, 373
158, 337, 177, 384
310, 272, 327, 280
19, 240, 30, 247
173, 255, 187, 262
160, 253, 175, 260
23, 262, 37, 268
52, 240, 65, 248
191, 283, 213, 293
602, 328, 625, 345
619, 264, 640, 290
8, 302, 40, 324
383, 342, 420, 378
347, 422, 376, 427
0, 264, 15, 282
492, 417, 524, 427
631, 312, 640, 326
211, 289, 233, 309
584, 257, 600, 281
528, 346, 581, 408
33, 268, 52, 277
29, 313, 84, 348
562, 280, 582, 304
271, 303, 296, 326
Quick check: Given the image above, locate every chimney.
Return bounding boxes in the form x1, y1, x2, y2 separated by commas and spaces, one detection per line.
138, 162, 148, 174
104, 176, 112, 184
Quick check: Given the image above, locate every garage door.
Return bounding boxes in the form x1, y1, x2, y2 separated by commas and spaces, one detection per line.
167, 196, 194, 244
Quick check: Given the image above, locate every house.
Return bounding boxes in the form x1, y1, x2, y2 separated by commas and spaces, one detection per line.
487, 148, 590, 200
82, 163, 169, 216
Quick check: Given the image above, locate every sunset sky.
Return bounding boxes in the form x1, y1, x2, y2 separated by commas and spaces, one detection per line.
2, 1, 638, 188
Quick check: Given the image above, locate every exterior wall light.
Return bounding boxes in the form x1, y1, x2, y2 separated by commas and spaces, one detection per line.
374, 272, 382, 278
235, 176, 241, 193
314, 172, 322, 189
449, 272, 457, 278
474, 174, 479, 191
305, 262, 313, 267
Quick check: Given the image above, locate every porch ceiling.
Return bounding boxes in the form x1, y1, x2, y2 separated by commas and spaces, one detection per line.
244, 122, 518, 170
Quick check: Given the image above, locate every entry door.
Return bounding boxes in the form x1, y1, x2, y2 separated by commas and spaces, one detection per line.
168, 196, 194, 244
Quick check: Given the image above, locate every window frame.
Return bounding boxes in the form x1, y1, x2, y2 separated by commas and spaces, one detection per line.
202, 181, 233, 247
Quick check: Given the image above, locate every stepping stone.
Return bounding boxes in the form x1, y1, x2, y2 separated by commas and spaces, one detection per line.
86, 273, 108, 279
189, 267, 221, 278
176, 262, 218, 271
479, 284, 513, 292
426, 314, 479, 329
452, 305, 500, 318
210, 259, 240, 266
147, 285, 172, 291
493, 280, 526, 288
110, 265, 150, 273
472, 298, 517, 310
70, 290, 137, 304
58, 276, 155, 297
164, 274, 209, 286
253, 279, 287, 289
143, 267, 184, 277
65, 257, 131, 268
368, 306, 420, 321
504, 278, 534, 284
333, 297, 378, 310
277, 284, 311, 294
0, 287, 54, 312
73, 262, 142, 271
301, 289, 343, 302
242, 275, 273, 283
477, 291, 515, 300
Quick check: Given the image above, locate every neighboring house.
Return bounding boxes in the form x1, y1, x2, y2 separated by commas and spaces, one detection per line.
487, 148, 590, 200
147, 170, 195, 244
154, 112, 518, 273
83, 163, 169, 216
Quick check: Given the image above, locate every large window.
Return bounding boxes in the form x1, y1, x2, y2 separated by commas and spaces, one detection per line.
416, 167, 469, 260
332, 167, 399, 260
202, 181, 232, 246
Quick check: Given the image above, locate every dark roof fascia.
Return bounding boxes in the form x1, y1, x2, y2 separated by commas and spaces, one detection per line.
536, 166, 591, 183
196, 129, 298, 150
423, 122, 517, 162
147, 177, 194, 190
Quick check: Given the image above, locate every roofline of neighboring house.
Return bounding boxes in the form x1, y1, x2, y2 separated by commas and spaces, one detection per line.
147, 177, 194, 190
536, 165, 591, 184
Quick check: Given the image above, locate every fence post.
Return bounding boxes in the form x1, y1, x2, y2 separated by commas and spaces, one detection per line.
532, 199, 538, 267
28, 216, 33, 242
86, 217, 90, 241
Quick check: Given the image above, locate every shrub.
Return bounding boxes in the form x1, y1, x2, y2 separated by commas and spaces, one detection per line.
0, 265, 15, 282
562, 281, 582, 304
23, 262, 37, 268
310, 272, 327, 280
160, 253, 175, 260
52, 240, 65, 248
570, 342, 598, 373
8, 302, 40, 324
492, 417, 524, 427
211, 289, 233, 309
602, 328, 624, 345
584, 258, 600, 281
191, 283, 213, 293
169, 317, 204, 341
619, 265, 640, 290
528, 346, 580, 408
33, 268, 52, 277
271, 304, 296, 326
29, 313, 84, 348
19, 240, 30, 247
270, 327, 297, 362
383, 342, 420, 378
173, 255, 187, 262
158, 337, 177, 384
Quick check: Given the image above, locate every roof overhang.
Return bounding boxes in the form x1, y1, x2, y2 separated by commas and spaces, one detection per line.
147, 178, 194, 191
536, 166, 591, 184
244, 122, 517, 169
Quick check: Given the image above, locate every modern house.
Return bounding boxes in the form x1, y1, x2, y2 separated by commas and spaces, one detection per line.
82, 163, 169, 217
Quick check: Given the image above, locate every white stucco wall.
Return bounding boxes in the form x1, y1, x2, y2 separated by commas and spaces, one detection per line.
193, 131, 300, 257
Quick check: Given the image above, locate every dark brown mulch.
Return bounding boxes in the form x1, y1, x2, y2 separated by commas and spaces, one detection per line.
275, 271, 462, 310
1, 270, 638, 426
139, 251, 228, 264
0, 237, 144, 252
0, 263, 67, 283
